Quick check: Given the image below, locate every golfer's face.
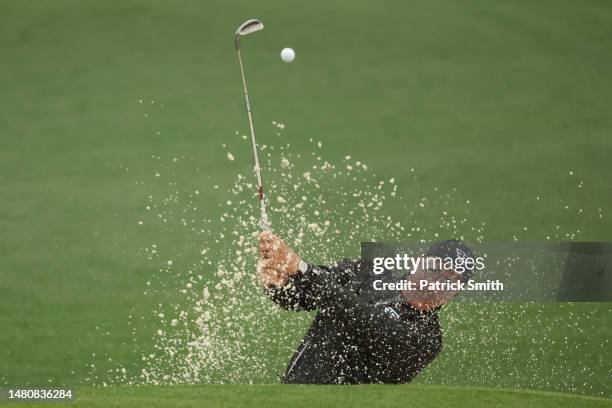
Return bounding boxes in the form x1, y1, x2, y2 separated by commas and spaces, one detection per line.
401, 256, 461, 306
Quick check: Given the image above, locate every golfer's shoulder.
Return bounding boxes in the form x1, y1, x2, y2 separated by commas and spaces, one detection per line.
376, 303, 443, 346
400, 305, 443, 329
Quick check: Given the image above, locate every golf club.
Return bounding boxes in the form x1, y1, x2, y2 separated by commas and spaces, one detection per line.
234, 19, 270, 231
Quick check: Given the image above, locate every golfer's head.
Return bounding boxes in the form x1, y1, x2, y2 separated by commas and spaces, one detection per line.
401, 240, 475, 309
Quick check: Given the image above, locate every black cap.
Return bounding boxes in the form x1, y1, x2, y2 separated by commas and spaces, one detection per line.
425, 239, 475, 282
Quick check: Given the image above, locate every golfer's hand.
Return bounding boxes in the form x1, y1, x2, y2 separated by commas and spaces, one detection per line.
258, 231, 301, 288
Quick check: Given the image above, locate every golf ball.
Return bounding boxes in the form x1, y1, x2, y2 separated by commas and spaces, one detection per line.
281, 47, 295, 63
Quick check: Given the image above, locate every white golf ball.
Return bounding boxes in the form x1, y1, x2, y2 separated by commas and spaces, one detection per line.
280, 47, 295, 63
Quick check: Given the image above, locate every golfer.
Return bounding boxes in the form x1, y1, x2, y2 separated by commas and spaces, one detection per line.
258, 231, 474, 384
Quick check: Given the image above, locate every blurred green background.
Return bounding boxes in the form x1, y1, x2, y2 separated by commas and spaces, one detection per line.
0, 0, 611, 401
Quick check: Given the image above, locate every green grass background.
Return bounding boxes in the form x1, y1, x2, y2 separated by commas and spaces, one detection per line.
0, 0, 611, 405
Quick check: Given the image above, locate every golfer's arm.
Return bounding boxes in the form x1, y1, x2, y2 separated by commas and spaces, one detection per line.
264, 273, 317, 311
264, 259, 360, 312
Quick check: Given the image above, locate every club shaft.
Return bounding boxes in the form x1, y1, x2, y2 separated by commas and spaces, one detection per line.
236, 46, 270, 231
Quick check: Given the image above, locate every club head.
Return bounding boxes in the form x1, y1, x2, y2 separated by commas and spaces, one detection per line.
234, 19, 264, 48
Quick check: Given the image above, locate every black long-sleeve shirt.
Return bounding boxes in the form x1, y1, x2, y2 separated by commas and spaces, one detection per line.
265, 259, 443, 384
